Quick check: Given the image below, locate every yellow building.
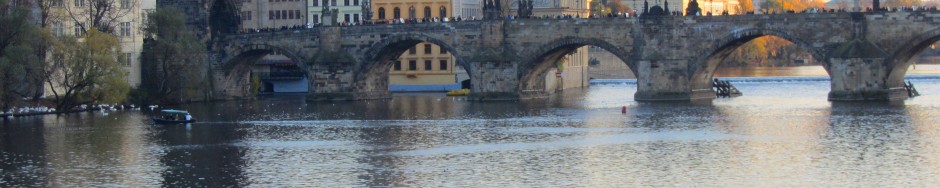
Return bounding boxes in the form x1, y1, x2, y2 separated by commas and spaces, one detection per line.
372, 0, 462, 92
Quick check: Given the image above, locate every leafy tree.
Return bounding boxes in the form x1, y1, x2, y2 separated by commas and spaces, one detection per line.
591, 1, 612, 16
139, 8, 208, 104
725, 0, 826, 67
44, 29, 129, 110
605, 0, 632, 14
0, 0, 45, 111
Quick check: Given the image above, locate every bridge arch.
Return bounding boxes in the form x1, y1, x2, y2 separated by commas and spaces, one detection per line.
518, 37, 634, 97
358, 33, 471, 94
886, 27, 940, 88
217, 43, 310, 97
223, 44, 307, 71
690, 28, 826, 91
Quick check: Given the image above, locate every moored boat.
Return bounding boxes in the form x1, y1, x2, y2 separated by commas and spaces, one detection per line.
446, 89, 471, 96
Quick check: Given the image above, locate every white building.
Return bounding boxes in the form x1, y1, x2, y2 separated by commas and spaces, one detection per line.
242, 0, 307, 28
308, 0, 365, 24
51, 0, 145, 87
453, 0, 482, 19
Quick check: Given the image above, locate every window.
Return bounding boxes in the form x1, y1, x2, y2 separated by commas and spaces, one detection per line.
440, 48, 447, 54
440, 6, 447, 17
424, 60, 432, 70
121, 0, 131, 8
120, 22, 131, 37
353, 14, 359, 22
73, 22, 84, 36
242, 11, 252, 20
295, 10, 301, 19
344, 0, 349, 6
408, 6, 415, 18
353, 0, 359, 6
52, 0, 64, 7
424, 44, 432, 54
331, 0, 336, 6
313, 15, 319, 23
394, 62, 402, 70
281, 10, 287, 19
52, 22, 64, 36
424, 6, 431, 18
313, 0, 318, 6
288, 10, 294, 19
409, 46, 416, 54
269, 11, 274, 20
121, 53, 133, 67
378, 7, 385, 19
344, 14, 350, 23
74, 0, 84, 7
408, 60, 417, 71
440, 60, 448, 70
393, 7, 400, 19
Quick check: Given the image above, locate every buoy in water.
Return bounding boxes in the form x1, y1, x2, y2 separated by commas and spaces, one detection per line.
621, 106, 627, 114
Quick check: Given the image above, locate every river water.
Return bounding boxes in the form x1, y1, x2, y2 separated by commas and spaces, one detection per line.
2, 66, 940, 187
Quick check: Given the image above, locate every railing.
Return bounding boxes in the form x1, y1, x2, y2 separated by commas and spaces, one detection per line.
254, 72, 306, 80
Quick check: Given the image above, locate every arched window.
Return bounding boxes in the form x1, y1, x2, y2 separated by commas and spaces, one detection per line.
393, 7, 401, 19
440, 6, 447, 17
378, 7, 386, 19
424, 6, 432, 18
409, 6, 416, 18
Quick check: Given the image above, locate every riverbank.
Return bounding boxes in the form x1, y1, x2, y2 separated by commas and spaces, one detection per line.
1, 104, 141, 118
0, 108, 98, 118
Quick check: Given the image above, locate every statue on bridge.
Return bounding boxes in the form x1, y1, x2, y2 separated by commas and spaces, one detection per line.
517, 0, 534, 18
484, 0, 504, 20
321, 2, 340, 26
686, 0, 701, 16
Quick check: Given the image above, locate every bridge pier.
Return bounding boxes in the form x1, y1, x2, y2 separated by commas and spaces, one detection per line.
305, 60, 392, 101
827, 40, 907, 101
211, 69, 252, 100
633, 59, 704, 101
467, 61, 522, 101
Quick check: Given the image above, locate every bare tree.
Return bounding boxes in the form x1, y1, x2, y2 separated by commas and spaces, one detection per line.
64, 0, 136, 34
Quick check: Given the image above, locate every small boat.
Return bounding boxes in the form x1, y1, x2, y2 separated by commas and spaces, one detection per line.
446, 89, 471, 96
153, 109, 195, 124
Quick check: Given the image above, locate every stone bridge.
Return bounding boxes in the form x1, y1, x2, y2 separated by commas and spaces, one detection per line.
211, 12, 940, 101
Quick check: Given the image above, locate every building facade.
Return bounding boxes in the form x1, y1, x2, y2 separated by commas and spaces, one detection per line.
371, 0, 452, 21
371, 0, 460, 92
41, 0, 145, 93
679, 0, 739, 15
241, 0, 307, 29
453, 0, 482, 19
309, 0, 365, 24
